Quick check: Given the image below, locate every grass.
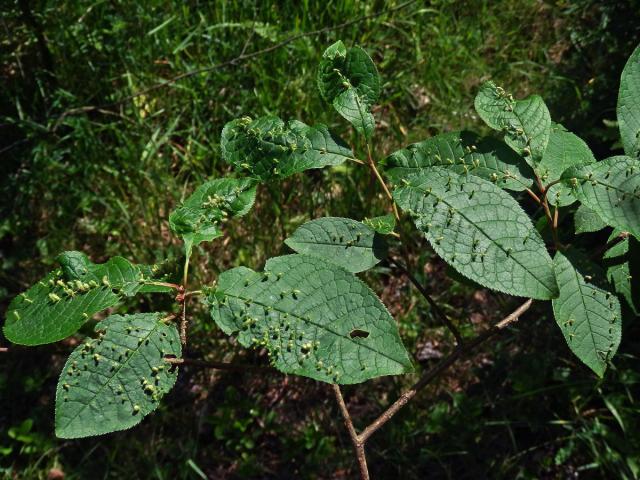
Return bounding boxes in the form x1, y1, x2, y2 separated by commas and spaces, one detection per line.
2, 0, 640, 478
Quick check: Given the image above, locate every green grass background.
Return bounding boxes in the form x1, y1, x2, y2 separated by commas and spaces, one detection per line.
2, 0, 640, 478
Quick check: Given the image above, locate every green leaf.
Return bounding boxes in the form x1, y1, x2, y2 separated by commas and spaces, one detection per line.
393, 168, 558, 299
363, 214, 396, 235
317, 41, 380, 138
221, 116, 353, 180
540, 124, 596, 206
55, 313, 181, 438
552, 251, 621, 377
58, 251, 146, 296
474, 81, 551, 168
208, 254, 413, 384
384, 130, 533, 191
137, 263, 175, 293
284, 217, 387, 273
169, 177, 257, 255
574, 204, 607, 234
561, 156, 640, 239
3, 253, 161, 346
618, 42, 640, 159
603, 235, 639, 315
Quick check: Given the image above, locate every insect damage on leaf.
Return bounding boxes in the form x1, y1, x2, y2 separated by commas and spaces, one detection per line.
208, 254, 413, 384
221, 115, 353, 180
317, 40, 380, 138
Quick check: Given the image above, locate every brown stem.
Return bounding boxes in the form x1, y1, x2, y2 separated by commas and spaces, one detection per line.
332, 384, 370, 480
164, 357, 269, 372
524, 188, 541, 204
145, 280, 181, 290
366, 145, 400, 221
0, 347, 8, 353
174, 285, 188, 345
390, 257, 463, 345
535, 175, 561, 250
358, 299, 533, 443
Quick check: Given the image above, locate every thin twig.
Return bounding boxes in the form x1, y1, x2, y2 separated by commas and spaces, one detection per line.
366, 144, 400, 221
145, 280, 181, 290
51, 0, 419, 130
179, 300, 188, 345
184, 289, 203, 298
524, 187, 541, 204
534, 175, 561, 250
332, 385, 370, 480
164, 357, 269, 372
390, 257, 463, 345
0, 347, 8, 353
358, 299, 533, 443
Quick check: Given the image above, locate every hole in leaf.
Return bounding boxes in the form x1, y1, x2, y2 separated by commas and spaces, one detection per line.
164, 354, 179, 372
349, 329, 369, 339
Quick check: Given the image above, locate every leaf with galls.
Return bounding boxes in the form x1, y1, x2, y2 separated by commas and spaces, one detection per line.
208, 254, 413, 384
3, 252, 166, 345
55, 313, 181, 438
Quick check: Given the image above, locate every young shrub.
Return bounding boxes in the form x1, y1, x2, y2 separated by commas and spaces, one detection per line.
4, 39, 640, 480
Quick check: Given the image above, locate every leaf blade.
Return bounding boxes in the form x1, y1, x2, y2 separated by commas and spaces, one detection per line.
55, 313, 181, 438
475, 82, 551, 168
552, 252, 621, 377
3, 253, 161, 345
317, 41, 380, 138
561, 156, 640, 239
393, 168, 557, 299
618, 42, 640, 159
540, 124, 596, 206
169, 177, 257, 254
574, 204, 607, 234
385, 130, 533, 191
221, 116, 353, 180
208, 254, 413, 384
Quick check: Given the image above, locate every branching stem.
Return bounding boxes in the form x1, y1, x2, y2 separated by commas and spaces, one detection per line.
359, 298, 533, 442
534, 175, 562, 250
331, 299, 533, 475
332, 385, 370, 480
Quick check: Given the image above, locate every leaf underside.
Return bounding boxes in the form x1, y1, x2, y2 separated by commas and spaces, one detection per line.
221, 115, 352, 180
474, 81, 550, 169
385, 130, 533, 192
618, 42, 640, 159
208, 254, 413, 384
562, 156, 640, 239
552, 252, 621, 377
55, 313, 181, 438
393, 168, 558, 299
284, 217, 387, 273
3, 252, 162, 345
